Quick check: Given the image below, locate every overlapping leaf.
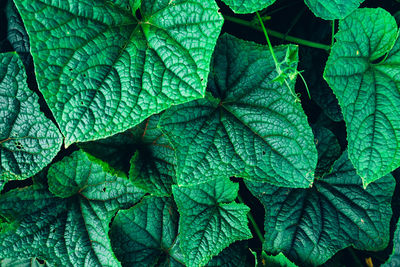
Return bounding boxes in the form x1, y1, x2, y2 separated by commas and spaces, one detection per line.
13, 0, 224, 146
0, 52, 62, 181
246, 146, 395, 265
313, 127, 341, 177
304, 0, 365, 20
221, 0, 276, 14
324, 8, 400, 186
160, 34, 317, 188
0, 150, 144, 266
173, 177, 251, 266
80, 115, 176, 196
110, 196, 184, 266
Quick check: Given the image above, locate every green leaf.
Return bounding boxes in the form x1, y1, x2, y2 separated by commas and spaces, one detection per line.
324, 8, 400, 187
382, 220, 400, 267
160, 34, 317, 188
0, 52, 62, 180
313, 126, 341, 177
0, 150, 144, 266
172, 177, 252, 267
221, 0, 276, 14
110, 196, 184, 266
80, 114, 176, 196
0, 258, 46, 267
206, 241, 248, 267
304, 0, 364, 20
13, 0, 223, 146
246, 151, 395, 266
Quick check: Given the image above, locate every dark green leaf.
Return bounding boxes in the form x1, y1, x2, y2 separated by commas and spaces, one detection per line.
110, 196, 184, 267
246, 151, 395, 265
0, 150, 144, 266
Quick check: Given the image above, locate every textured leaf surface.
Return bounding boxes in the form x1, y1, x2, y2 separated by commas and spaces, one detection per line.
80, 115, 176, 196
382, 220, 400, 267
324, 8, 400, 186
0, 52, 62, 180
110, 196, 184, 266
0, 150, 144, 266
13, 0, 223, 146
246, 151, 395, 265
161, 34, 317, 188
172, 177, 252, 266
304, 0, 364, 20
221, 0, 276, 14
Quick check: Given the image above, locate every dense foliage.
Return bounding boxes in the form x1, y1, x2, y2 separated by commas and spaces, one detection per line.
1, 0, 400, 266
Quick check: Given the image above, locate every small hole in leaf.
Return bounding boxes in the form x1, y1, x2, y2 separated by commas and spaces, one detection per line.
103, 187, 106, 192
80, 101, 84, 105
36, 259, 45, 264
262, 151, 266, 155
83, 74, 86, 77
69, 68, 72, 71
127, 5, 130, 10
201, 78, 204, 81
51, 229, 55, 233
14, 141, 23, 150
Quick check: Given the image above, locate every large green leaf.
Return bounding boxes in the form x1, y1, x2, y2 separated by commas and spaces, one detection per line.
172, 177, 252, 267
160, 34, 317, 188
110, 196, 184, 267
13, 0, 223, 146
0, 150, 144, 266
246, 150, 395, 265
80, 114, 176, 196
0, 52, 62, 180
221, 0, 276, 14
304, 0, 364, 20
382, 220, 400, 267
324, 8, 400, 187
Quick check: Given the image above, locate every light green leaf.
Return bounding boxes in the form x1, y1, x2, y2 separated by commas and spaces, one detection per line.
382, 220, 400, 267
13, 0, 223, 146
0, 52, 62, 180
80, 114, 176, 196
246, 150, 395, 266
304, 0, 364, 20
172, 177, 252, 267
324, 8, 400, 187
110, 196, 184, 267
262, 252, 297, 267
313, 126, 341, 177
0, 150, 144, 266
221, 0, 276, 14
160, 34, 317, 188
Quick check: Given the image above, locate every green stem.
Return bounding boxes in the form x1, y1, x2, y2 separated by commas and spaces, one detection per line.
223, 15, 331, 51
238, 195, 265, 243
331, 20, 335, 46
